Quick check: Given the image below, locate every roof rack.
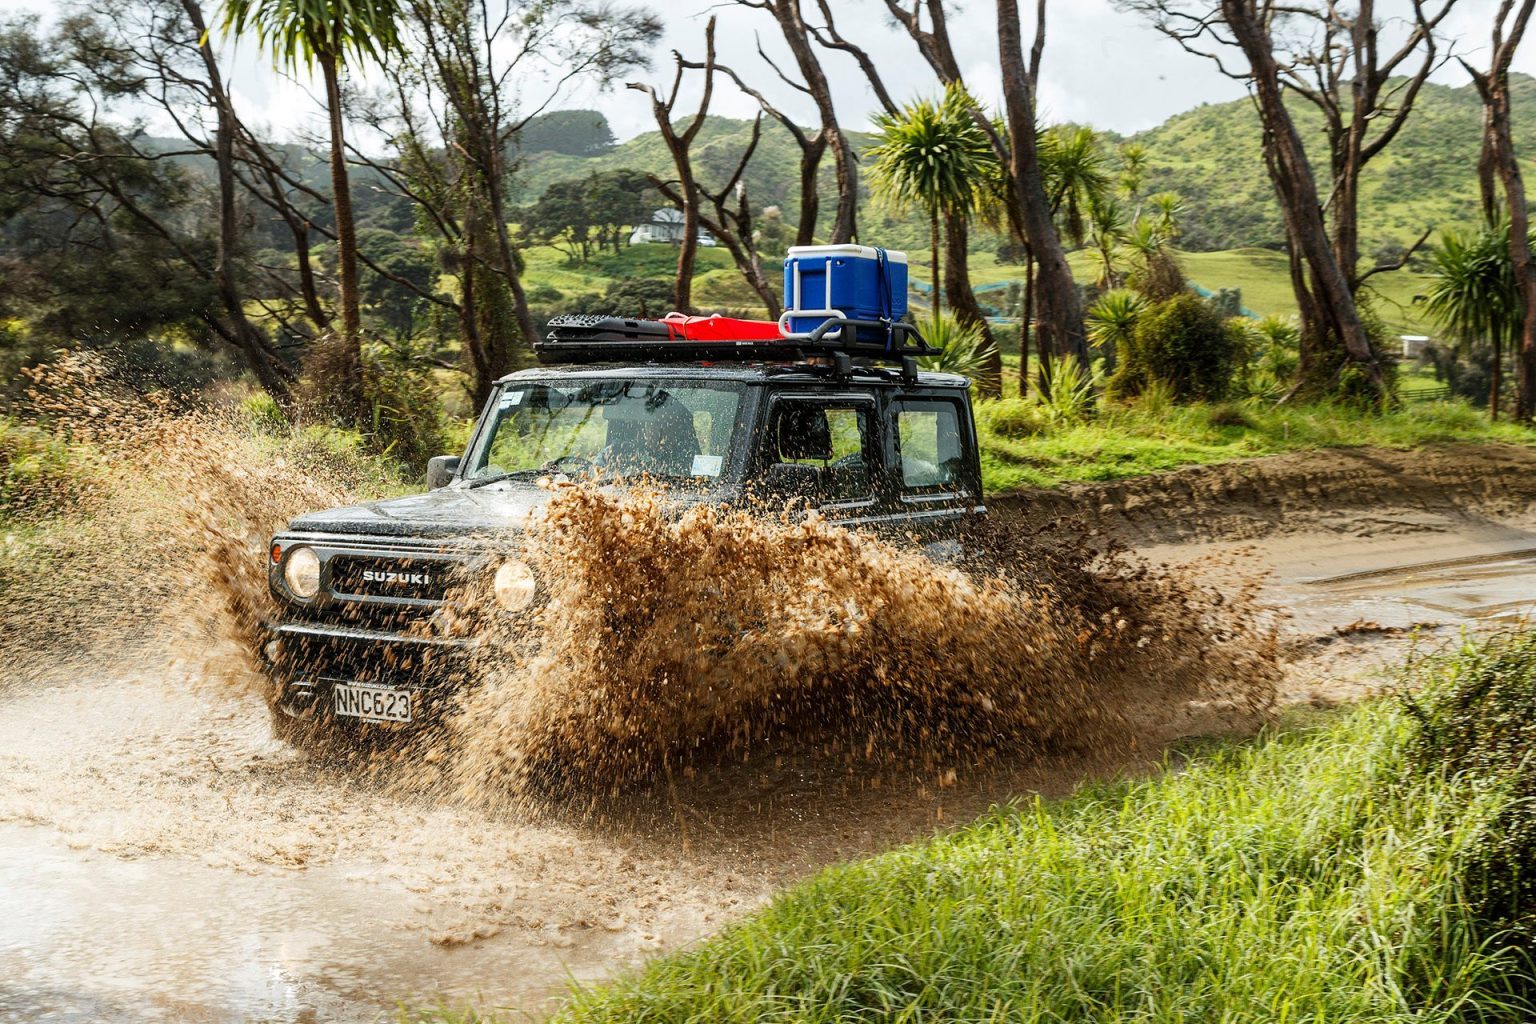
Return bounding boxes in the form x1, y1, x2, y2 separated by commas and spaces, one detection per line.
535, 313, 939, 366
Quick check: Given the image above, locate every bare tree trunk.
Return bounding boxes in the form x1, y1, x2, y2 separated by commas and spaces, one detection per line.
1466, 0, 1536, 421
794, 145, 824, 246
944, 212, 990, 334
997, 0, 1086, 374
930, 208, 942, 316
651, 112, 782, 319
320, 52, 364, 409
1221, 0, 1382, 395
481, 144, 540, 361
742, 0, 857, 243
674, 198, 700, 313
182, 0, 294, 406
630, 20, 717, 314
1330, 157, 1361, 286
943, 212, 999, 394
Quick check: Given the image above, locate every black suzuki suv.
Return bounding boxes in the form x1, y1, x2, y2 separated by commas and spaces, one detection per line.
261, 316, 985, 740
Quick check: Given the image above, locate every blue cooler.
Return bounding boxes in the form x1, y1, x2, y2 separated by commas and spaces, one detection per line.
779, 245, 908, 343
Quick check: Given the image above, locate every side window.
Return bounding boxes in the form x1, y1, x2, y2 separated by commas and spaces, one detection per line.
766, 401, 875, 502
893, 400, 965, 494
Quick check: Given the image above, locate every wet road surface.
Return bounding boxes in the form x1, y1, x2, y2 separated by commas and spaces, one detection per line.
3, 537, 1534, 1023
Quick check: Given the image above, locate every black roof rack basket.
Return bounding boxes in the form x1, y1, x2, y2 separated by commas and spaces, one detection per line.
535, 314, 940, 365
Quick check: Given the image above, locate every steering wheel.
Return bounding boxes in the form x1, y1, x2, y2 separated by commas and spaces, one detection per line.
541, 454, 594, 476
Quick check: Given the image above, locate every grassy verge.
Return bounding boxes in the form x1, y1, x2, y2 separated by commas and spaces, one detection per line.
975, 396, 1534, 492
525, 634, 1536, 1023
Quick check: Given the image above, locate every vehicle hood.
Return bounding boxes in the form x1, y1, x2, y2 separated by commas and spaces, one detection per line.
284, 482, 550, 539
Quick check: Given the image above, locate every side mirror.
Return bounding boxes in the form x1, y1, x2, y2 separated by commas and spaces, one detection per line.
755, 462, 821, 504
426, 455, 461, 490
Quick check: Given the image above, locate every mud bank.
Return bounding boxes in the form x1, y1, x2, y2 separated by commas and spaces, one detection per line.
992, 443, 1536, 546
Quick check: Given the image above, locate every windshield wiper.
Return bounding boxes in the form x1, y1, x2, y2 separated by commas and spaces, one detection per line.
462, 469, 547, 488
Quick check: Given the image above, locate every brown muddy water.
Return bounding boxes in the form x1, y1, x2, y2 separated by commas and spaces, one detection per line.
5, 538, 1530, 1023
1, 371, 1528, 1023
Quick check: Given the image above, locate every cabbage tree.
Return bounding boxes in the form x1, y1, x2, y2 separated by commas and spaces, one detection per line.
220, 0, 403, 412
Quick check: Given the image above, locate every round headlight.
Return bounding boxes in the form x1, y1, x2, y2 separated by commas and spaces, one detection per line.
493, 560, 536, 611
283, 546, 321, 599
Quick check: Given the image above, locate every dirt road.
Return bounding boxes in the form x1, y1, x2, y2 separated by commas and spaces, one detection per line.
4, 444, 1534, 1024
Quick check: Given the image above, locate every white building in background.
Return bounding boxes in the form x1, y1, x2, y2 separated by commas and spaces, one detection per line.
628, 208, 717, 247
1401, 335, 1431, 359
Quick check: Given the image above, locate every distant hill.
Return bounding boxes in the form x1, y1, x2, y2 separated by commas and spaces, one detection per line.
1129, 75, 1536, 255
511, 76, 1529, 256
140, 74, 1517, 260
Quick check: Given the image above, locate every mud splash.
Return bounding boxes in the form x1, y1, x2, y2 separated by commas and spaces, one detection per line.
4, 358, 1281, 802
411, 487, 1279, 805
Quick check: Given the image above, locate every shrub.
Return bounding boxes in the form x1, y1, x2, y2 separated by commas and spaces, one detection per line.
1108, 292, 1243, 403
361, 340, 446, 472
0, 417, 92, 517
975, 397, 1051, 439
1086, 289, 1147, 373
1231, 316, 1301, 399
1409, 631, 1536, 955
915, 312, 995, 383
1040, 354, 1098, 422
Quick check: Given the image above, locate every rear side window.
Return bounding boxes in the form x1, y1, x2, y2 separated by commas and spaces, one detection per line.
893, 399, 965, 493
766, 401, 876, 502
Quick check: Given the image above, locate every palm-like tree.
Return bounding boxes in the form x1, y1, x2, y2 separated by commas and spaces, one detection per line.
1146, 191, 1185, 242
1087, 289, 1145, 369
1423, 225, 1523, 418
1041, 126, 1110, 248
1122, 215, 1185, 301
220, 0, 402, 411
1087, 193, 1128, 290
867, 84, 994, 315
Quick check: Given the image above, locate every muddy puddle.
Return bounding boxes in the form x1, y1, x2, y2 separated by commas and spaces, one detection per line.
5, 534, 1530, 1022
0, 671, 729, 1023
0, 823, 625, 1023
1297, 547, 1536, 625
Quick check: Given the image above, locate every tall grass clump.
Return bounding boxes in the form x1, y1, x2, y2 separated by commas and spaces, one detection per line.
1409, 630, 1536, 971
553, 634, 1536, 1023
915, 311, 996, 389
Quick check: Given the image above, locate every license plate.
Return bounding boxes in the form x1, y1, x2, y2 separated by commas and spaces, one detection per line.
331, 683, 414, 723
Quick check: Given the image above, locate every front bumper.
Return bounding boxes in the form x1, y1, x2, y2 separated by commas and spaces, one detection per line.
260, 618, 475, 726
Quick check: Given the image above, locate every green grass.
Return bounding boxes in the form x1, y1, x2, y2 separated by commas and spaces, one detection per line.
974, 396, 1533, 492
533, 651, 1533, 1022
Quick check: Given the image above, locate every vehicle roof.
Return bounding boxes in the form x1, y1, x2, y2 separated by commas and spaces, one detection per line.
499, 362, 971, 390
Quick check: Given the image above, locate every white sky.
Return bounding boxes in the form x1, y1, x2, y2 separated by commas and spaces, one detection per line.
0, 0, 1526, 144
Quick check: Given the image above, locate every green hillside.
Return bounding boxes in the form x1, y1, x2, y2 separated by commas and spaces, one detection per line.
513, 76, 1523, 259
1133, 76, 1531, 254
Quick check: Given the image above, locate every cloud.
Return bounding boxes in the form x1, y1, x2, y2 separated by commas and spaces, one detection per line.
0, 0, 1528, 145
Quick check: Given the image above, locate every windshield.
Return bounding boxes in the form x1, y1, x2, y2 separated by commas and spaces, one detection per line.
464, 378, 746, 488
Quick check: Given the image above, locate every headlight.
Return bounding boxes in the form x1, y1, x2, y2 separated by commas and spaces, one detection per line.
283, 546, 321, 599
493, 560, 536, 611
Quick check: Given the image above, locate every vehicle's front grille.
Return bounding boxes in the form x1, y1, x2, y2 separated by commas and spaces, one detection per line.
327, 554, 455, 602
